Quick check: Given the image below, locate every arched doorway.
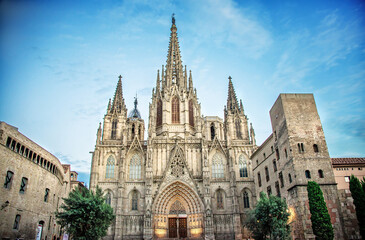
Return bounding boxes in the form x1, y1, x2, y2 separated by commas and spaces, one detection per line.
153, 181, 204, 239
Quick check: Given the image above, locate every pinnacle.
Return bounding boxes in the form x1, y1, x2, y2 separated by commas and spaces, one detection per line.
227, 76, 240, 112
110, 75, 126, 114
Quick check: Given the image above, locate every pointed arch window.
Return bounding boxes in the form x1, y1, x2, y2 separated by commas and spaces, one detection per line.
210, 124, 215, 140
172, 97, 180, 123
129, 154, 141, 180
212, 153, 224, 178
235, 119, 242, 139
131, 191, 138, 210
106, 156, 115, 179
243, 191, 250, 208
105, 192, 112, 205
157, 99, 162, 127
189, 100, 194, 127
239, 155, 248, 177
216, 190, 224, 209
111, 119, 117, 139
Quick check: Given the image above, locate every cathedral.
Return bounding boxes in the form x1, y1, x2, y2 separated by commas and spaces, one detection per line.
89, 16, 350, 240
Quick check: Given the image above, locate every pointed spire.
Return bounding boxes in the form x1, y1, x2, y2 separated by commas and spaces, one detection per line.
96, 122, 102, 144
107, 99, 111, 113
189, 70, 193, 90
240, 99, 244, 114
250, 123, 256, 145
165, 14, 184, 88
161, 65, 165, 90
227, 76, 240, 112
156, 69, 160, 92
111, 75, 126, 114
184, 65, 187, 90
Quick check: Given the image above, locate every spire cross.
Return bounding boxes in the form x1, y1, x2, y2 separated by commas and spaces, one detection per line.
228, 76, 232, 81
134, 93, 138, 109
172, 13, 175, 24
118, 75, 122, 81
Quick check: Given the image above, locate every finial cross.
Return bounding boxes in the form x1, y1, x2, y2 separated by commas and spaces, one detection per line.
228, 76, 232, 81
172, 13, 175, 25
118, 75, 122, 81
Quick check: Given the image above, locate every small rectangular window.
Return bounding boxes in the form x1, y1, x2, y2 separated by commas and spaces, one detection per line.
344, 176, 350, 182
275, 181, 280, 197
273, 160, 277, 172
267, 186, 272, 196
44, 188, 50, 202
265, 167, 270, 182
298, 143, 305, 153
279, 172, 284, 188
4, 171, 14, 189
257, 172, 262, 187
6, 137, 12, 148
13, 214, 21, 230
19, 177, 28, 193
275, 148, 280, 160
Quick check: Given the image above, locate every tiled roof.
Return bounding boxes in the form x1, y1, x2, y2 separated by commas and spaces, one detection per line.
331, 158, 365, 165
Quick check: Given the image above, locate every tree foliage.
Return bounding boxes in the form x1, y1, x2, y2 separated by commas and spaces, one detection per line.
361, 177, 365, 195
246, 192, 291, 240
307, 181, 333, 240
56, 186, 115, 240
349, 175, 365, 239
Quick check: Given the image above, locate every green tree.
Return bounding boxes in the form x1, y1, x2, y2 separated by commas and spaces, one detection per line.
349, 175, 365, 239
56, 186, 115, 240
361, 177, 365, 194
307, 181, 333, 240
246, 192, 291, 240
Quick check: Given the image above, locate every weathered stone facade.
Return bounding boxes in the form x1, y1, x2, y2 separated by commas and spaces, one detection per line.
89, 18, 360, 240
0, 122, 80, 240
89, 17, 257, 240
252, 94, 349, 240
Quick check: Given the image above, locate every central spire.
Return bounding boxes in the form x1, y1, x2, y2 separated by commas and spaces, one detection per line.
227, 76, 240, 113
165, 14, 184, 88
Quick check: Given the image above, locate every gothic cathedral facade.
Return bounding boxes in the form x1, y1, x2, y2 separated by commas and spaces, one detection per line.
89, 16, 257, 240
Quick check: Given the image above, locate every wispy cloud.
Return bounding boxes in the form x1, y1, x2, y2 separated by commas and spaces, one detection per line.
270, 9, 365, 87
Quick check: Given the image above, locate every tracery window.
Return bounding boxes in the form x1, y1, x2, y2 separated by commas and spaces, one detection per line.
239, 155, 248, 177
212, 153, 224, 178
106, 156, 115, 179
169, 200, 186, 214
172, 97, 180, 123
235, 119, 242, 139
216, 190, 224, 209
131, 191, 138, 210
129, 154, 142, 180
170, 150, 185, 178
243, 191, 250, 208
111, 119, 117, 139
189, 100, 194, 127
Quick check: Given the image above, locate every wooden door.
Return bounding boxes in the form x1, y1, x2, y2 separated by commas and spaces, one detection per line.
168, 218, 177, 238
179, 218, 187, 238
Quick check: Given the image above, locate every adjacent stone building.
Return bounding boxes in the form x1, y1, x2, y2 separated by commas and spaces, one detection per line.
0, 121, 81, 240
89, 17, 360, 239
331, 158, 365, 239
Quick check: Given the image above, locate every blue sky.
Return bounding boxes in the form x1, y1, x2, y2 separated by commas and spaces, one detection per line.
1, 0, 364, 186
